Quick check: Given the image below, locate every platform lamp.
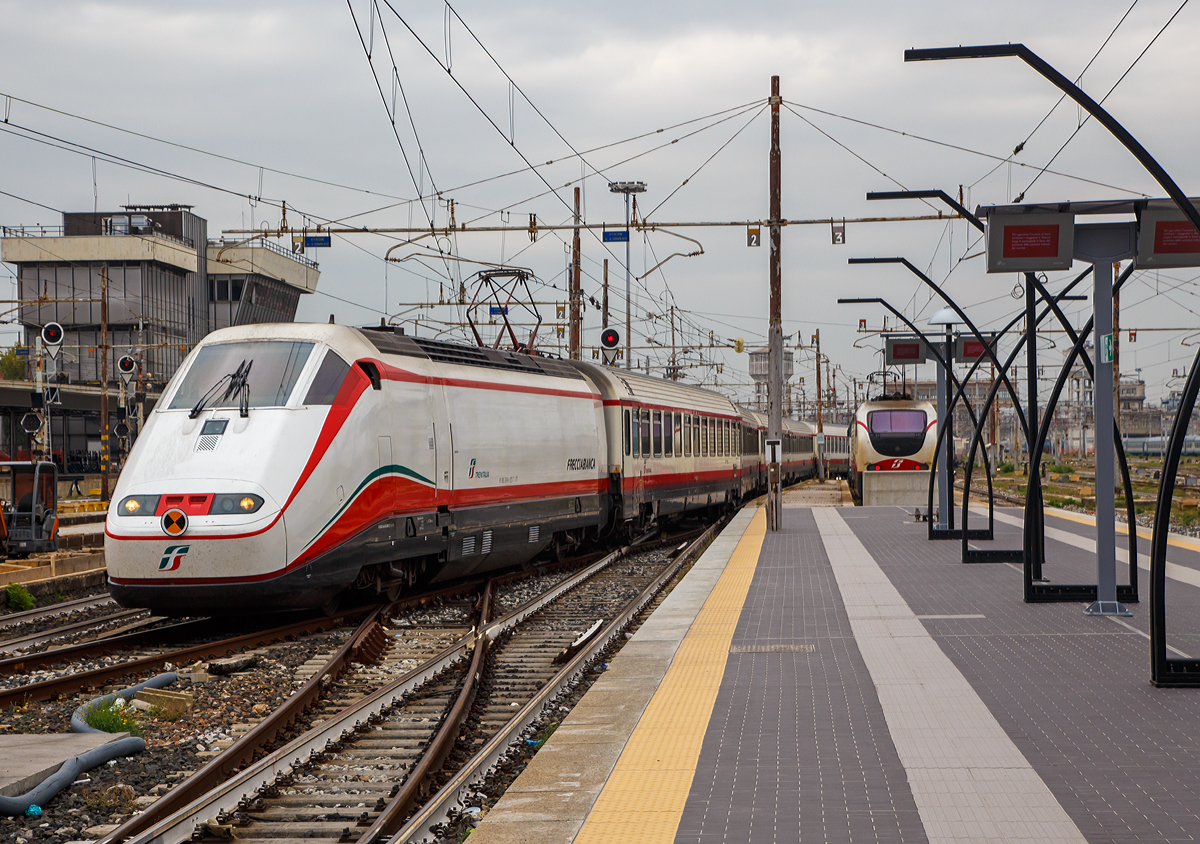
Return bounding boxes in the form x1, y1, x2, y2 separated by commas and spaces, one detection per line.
609, 181, 646, 370
928, 307, 959, 530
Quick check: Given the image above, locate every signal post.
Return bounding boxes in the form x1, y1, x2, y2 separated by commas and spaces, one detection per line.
766, 74, 784, 530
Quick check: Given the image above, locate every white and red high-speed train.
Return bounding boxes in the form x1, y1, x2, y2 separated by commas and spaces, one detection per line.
106, 324, 824, 614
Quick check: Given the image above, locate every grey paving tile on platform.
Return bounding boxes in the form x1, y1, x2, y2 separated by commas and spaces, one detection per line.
676, 508, 926, 844
815, 507, 1088, 844
845, 506, 1200, 843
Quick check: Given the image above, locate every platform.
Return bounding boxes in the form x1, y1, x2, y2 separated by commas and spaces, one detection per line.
472, 503, 1200, 843
0, 732, 130, 797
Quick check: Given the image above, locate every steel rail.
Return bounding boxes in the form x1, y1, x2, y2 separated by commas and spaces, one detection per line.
0, 608, 147, 655
386, 523, 720, 844
0, 579, 476, 677
0, 612, 363, 708
96, 606, 392, 844
114, 548, 635, 844
0, 616, 219, 677
356, 582, 496, 843
0, 593, 114, 630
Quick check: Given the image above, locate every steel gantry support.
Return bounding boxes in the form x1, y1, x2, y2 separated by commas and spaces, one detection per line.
905, 42, 1200, 682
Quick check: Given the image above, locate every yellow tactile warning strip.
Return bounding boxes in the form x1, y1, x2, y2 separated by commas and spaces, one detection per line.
573, 508, 767, 844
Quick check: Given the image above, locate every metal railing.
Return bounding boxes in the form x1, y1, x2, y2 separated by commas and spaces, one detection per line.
2, 225, 194, 249
207, 236, 319, 270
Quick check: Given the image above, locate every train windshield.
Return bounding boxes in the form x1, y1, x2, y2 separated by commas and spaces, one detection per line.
168, 341, 314, 410
868, 410, 927, 433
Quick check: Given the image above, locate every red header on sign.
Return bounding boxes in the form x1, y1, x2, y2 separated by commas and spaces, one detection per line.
1003, 224, 1060, 259
891, 342, 922, 361
1154, 220, 1200, 254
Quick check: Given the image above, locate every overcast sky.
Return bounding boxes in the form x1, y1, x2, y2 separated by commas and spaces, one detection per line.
2, 0, 1199, 406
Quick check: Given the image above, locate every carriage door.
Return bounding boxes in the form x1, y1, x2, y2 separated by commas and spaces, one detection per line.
639, 408, 651, 510
371, 436, 396, 549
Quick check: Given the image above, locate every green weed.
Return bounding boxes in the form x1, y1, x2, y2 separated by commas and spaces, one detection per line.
85, 700, 144, 738
4, 583, 36, 612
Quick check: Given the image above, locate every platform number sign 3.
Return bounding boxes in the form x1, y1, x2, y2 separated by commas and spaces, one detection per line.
747, 226, 761, 247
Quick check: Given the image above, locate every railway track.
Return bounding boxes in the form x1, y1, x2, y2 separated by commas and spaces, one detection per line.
0, 606, 151, 656
0, 593, 115, 630
99, 520, 719, 844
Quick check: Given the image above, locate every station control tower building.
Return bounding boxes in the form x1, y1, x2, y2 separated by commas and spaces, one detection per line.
0, 204, 319, 467
1, 205, 319, 390
748, 346, 793, 413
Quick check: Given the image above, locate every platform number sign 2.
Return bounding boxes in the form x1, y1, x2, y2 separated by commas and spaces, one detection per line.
747, 226, 761, 247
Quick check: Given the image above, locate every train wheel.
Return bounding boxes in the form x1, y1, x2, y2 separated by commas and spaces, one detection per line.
321, 592, 342, 616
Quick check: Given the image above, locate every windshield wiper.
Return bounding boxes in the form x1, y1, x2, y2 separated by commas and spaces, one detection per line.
189, 359, 254, 419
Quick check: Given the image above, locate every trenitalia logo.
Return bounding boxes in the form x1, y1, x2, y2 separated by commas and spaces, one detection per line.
159, 545, 191, 571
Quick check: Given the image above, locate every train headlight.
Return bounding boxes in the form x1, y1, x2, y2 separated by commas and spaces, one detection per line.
117, 495, 159, 516
211, 493, 264, 515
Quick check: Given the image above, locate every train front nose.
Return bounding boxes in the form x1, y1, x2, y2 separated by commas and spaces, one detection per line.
105, 487, 303, 614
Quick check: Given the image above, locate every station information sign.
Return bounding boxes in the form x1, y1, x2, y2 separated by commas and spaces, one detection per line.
885, 336, 926, 366
986, 212, 1074, 273
954, 333, 996, 363
1136, 202, 1200, 269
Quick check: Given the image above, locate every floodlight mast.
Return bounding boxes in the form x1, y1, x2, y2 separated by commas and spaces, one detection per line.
609, 181, 647, 370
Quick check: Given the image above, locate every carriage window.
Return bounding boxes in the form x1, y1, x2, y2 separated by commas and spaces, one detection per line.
672, 413, 680, 456
303, 350, 351, 405
640, 409, 651, 457
693, 416, 699, 456
653, 411, 663, 456
624, 409, 631, 456
684, 415, 691, 456
720, 420, 727, 456
701, 417, 707, 456
169, 340, 314, 410
664, 412, 673, 457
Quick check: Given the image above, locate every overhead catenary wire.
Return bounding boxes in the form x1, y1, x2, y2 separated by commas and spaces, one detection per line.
1016, 0, 1191, 202
967, 0, 1143, 191
346, 0, 438, 230
783, 99, 1149, 198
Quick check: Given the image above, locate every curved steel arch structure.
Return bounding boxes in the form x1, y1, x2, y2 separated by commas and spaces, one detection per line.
905, 41, 1200, 684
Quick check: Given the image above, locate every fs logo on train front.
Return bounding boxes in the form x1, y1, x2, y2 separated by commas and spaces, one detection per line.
159, 545, 190, 571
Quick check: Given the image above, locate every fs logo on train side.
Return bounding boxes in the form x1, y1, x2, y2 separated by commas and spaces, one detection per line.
159, 545, 190, 571
161, 508, 188, 537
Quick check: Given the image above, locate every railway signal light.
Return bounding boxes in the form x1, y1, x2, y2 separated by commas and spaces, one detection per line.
20, 411, 42, 434
41, 322, 63, 361
600, 328, 620, 366
734, 338, 745, 353
114, 420, 130, 440
118, 355, 137, 386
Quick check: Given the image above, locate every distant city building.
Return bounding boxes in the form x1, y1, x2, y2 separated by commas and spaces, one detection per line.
1, 205, 318, 388
747, 347, 793, 411
0, 204, 319, 467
